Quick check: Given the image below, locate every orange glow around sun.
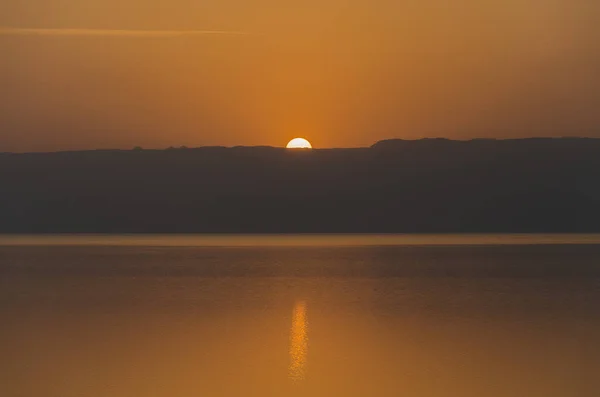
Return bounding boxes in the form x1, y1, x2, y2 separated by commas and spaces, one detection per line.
286, 138, 312, 149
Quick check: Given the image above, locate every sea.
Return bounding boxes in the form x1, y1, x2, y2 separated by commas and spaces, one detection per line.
1, 234, 600, 397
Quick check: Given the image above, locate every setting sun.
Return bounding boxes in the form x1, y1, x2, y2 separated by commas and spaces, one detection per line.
286, 138, 312, 149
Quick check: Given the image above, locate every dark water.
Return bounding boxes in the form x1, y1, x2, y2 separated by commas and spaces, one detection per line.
1, 235, 600, 397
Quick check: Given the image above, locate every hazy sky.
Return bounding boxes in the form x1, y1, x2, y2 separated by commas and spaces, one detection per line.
1, 0, 599, 150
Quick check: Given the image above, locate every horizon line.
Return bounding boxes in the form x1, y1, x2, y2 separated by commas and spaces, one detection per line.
0, 137, 597, 155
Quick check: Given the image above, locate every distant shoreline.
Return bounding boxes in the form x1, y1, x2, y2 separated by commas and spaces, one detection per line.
2, 138, 599, 233
2, 136, 599, 155
2, 233, 600, 247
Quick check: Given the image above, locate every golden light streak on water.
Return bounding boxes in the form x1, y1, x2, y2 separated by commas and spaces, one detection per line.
289, 300, 308, 381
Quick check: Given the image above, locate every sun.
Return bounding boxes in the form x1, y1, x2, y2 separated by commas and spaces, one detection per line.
286, 138, 312, 149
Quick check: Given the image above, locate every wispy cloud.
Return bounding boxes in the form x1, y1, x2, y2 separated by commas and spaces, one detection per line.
0, 27, 249, 37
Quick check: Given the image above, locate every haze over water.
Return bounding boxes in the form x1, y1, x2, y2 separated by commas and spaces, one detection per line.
1, 234, 599, 397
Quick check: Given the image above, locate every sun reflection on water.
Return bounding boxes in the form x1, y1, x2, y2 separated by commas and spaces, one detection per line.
289, 300, 308, 381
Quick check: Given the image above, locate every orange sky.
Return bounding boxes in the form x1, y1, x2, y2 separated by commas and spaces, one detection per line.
1, 0, 599, 151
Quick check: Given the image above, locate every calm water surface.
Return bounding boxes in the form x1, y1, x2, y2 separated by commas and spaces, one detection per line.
1, 234, 600, 397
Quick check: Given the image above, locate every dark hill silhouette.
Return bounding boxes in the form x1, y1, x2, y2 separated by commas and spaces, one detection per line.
1, 138, 599, 233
